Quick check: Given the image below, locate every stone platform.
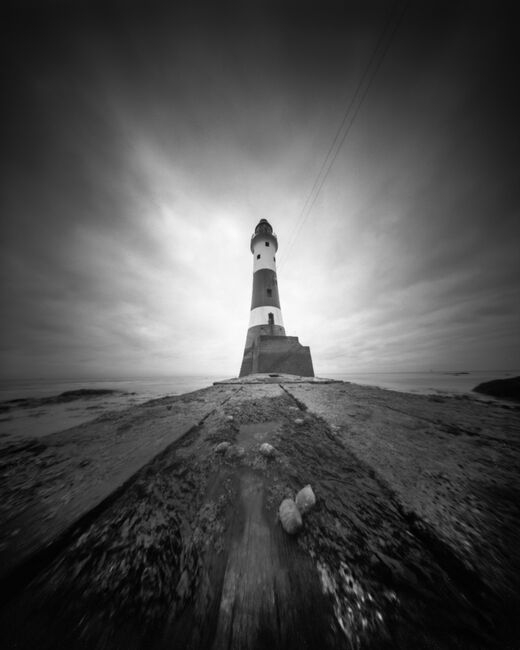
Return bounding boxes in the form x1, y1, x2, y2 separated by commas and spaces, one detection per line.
0, 379, 519, 648
215, 372, 336, 384
239, 335, 314, 377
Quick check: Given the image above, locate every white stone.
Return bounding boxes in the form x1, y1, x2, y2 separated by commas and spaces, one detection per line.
259, 442, 275, 457
215, 442, 231, 454
295, 485, 316, 515
279, 499, 302, 535
226, 444, 245, 458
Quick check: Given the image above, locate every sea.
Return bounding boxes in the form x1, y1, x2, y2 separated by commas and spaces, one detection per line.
0, 370, 517, 439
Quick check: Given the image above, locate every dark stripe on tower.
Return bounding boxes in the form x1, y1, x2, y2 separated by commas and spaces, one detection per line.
250, 268, 281, 310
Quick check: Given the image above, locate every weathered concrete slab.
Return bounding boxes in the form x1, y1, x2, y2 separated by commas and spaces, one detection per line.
284, 381, 520, 615
0, 384, 238, 586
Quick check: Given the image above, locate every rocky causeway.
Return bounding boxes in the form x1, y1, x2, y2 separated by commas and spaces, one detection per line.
0, 375, 519, 649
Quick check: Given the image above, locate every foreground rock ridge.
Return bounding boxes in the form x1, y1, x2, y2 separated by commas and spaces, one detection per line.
0, 376, 519, 649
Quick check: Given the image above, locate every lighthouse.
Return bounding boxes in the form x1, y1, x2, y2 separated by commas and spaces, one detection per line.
239, 219, 314, 377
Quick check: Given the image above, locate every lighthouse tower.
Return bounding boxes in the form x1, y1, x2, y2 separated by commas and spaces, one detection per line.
239, 219, 314, 377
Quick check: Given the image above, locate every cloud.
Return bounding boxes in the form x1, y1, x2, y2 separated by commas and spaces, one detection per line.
1, 1, 519, 378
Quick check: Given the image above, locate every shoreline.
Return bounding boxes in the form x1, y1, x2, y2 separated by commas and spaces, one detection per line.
1, 372, 517, 441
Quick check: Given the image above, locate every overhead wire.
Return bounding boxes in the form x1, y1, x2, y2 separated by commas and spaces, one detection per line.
278, 1, 409, 270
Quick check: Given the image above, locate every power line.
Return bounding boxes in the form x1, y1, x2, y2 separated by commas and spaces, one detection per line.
281, 4, 398, 263
279, 1, 408, 270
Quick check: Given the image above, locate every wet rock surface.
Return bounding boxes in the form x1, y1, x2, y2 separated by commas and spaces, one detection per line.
0, 385, 235, 583
0, 380, 519, 648
472, 376, 520, 401
284, 382, 520, 647
0, 389, 124, 414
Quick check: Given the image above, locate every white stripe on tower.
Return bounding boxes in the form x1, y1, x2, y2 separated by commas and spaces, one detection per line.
252, 247, 277, 273
248, 306, 284, 328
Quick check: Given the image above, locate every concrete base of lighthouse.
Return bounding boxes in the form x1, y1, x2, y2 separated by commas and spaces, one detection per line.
239, 335, 314, 377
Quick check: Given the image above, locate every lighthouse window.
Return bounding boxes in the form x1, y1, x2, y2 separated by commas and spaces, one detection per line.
257, 254, 261, 259
268, 313, 274, 325
265, 241, 270, 246
267, 288, 272, 297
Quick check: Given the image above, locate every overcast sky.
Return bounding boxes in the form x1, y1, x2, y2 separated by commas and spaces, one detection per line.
1, 0, 519, 379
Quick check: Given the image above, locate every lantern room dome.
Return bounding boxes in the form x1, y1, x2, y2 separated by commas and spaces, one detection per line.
251, 218, 278, 253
